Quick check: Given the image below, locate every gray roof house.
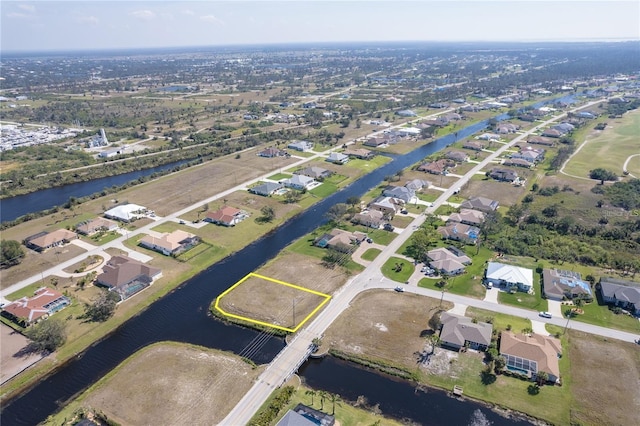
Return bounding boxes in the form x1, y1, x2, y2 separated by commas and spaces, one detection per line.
382, 185, 415, 203
352, 210, 385, 228
598, 277, 640, 315
439, 312, 493, 351
326, 152, 349, 164
542, 269, 593, 301
460, 196, 499, 212
405, 179, 430, 192
287, 140, 313, 151
445, 150, 470, 162
489, 168, 519, 182
294, 166, 333, 180
283, 174, 317, 190
369, 196, 404, 218
249, 181, 284, 196
438, 223, 480, 245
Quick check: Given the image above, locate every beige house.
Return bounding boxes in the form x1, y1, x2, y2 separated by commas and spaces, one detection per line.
500, 331, 562, 384
139, 230, 199, 256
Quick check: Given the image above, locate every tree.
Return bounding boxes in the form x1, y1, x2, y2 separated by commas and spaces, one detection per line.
428, 310, 443, 331
257, 206, 275, 223
318, 390, 329, 410
329, 393, 342, 415
83, 290, 120, 322
1, 240, 25, 268
325, 203, 348, 223
322, 248, 344, 269
25, 318, 67, 353
284, 190, 301, 204
405, 225, 439, 262
536, 371, 549, 386
494, 355, 506, 373
305, 389, 317, 406
589, 168, 618, 184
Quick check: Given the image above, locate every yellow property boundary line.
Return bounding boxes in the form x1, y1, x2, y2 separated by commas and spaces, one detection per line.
214, 273, 331, 333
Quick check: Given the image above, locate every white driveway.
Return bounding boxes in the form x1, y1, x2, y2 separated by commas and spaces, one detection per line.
70, 239, 98, 251
448, 303, 468, 315
483, 287, 499, 303
547, 299, 564, 318
531, 320, 549, 336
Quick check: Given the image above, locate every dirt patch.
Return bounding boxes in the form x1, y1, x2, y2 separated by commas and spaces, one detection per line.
0, 324, 46, 385
460, 178, 528, 207
82, 343, 260, 425
568, 330, 640, 426
324, 289, 453, 368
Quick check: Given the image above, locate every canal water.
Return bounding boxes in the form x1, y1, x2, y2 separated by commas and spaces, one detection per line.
2, 97, 576, 424
0, 159, 193, 223
300, 357, 532, 426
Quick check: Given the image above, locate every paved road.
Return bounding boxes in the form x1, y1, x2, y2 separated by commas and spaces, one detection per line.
222, 98, 625, 425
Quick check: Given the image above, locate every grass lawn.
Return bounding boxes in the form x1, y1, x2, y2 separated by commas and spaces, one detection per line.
267, 173, 291, 181
6, 282, 50, 301
345, 155, 391, 173
465, 306, 532, 332
87, 231, 121, 245
570, 299, 640, 334
309, 182, 338, 198
361, 248, 381, 261
381, 257, 415, 283
498, 290, 548, 312
564, 109, 640, 177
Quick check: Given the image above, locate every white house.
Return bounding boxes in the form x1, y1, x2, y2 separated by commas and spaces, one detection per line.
485, 262, 534, 293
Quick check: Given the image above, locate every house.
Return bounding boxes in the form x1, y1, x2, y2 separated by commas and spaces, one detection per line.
405, 179, 430, 192
527, 136, 555, 147
460, 197, 499, 212
369, 196, 404, 218
542, 269, 593, 301
395, 127, 421, 137
364, 134, 396, 147
76, 218, 118, 236
485, 262, 534, 293
283, 174, 317, 191
104, 203, 147, 222
495, 123, 519, 134
1, 287, 71, 325
249, 181, 284, 196
276, 404, 335, 426
396, 109, 417, 117
258, 147, 287, 158
598, 277, 640, 315
477, 133, 501, 141
439, 312, 493, 351
139, 230, 199, 256
287, 140, 313, 152
96, 255, 162, 301
343, 148, 374, 159
511, 146, 545, 163
351, 210, 385, 228
445, 151, 469, 162
500, 331, 562, 384
541, 128, 562, 138
25, 229, 78, 252
489, 168, 519, 183
427, 247, 472, 275
438, 223, 480, 245
417, 159, 454, 175
448, 209, 485, 226
552, 122, 575, 134
462, 141, 485, 151
422, 118, 448, 128
98, 148, 123, 158
314, 229, 367, 252
326, 152, 349, 164
205, 206, 249, 227
503, 159, 532, 168
382, 185, 415, 203
294, 166, 333, 180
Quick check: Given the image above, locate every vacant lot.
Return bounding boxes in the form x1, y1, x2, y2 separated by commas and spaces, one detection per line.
568, 330, 640, 426
47, 343, 260, 425
324, 290, 452, 368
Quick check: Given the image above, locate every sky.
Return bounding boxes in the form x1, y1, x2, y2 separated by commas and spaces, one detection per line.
1, 0, 639, 52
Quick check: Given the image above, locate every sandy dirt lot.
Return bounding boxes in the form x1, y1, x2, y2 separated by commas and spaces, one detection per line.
568, 330, 640, 426
218, 252, 349, 330
0, 324, 45, 385
82, 343, 260, 426
323, 289, 453, 368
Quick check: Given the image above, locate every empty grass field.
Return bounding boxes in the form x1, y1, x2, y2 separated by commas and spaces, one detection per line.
563, 109, 640, 178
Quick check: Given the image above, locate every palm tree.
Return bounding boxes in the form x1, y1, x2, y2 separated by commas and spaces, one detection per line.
318, 390, 329, 410
329, 393, 342, 415
305, 389, 317, 406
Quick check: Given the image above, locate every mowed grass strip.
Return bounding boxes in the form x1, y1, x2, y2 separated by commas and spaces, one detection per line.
361, 248, 381, 261
381, 256, 415, 283
217, 275, 327, 330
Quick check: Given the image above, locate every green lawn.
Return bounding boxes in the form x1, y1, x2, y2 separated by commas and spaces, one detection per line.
284, 228, 364, 273
570, 300, 640, 334
267, 173, 291, 181
564, 110, 640, 177
465, 307, 532, 333
48, 213, 94, 233
361, 248, 381, 261
381, 257, 415, 283
309, 182, 338, 198
87, 231, 121, 245
6, 282, 48, 301
498, 290, 548, 312
345, 155, 391, 173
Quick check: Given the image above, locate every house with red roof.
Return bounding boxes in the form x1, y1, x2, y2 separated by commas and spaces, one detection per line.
1, 287, 70, 326
205, 206, 249, 227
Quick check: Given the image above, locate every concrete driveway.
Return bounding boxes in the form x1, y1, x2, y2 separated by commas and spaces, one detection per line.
482, 286, 498, 304
531, 320, 549, 335
547, 299, 564, 318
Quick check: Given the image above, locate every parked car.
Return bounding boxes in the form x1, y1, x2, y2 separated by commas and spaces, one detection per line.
366, 238, 373, 243
394, 286, 405, 293
539, 311, 552, 319
383, 223, 395, 231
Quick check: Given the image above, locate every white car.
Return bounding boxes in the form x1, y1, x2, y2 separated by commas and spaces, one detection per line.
539, 311, 552, 319
394, 286, 405, 293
